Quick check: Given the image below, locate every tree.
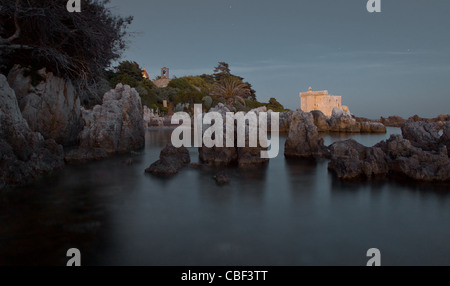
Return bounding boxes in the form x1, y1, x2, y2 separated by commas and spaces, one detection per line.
0, 0, 133, 83
211, 77, 251, 108
213, 62, 231, 82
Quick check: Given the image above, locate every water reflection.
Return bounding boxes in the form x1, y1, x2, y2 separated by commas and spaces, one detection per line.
0, 127, 449, 266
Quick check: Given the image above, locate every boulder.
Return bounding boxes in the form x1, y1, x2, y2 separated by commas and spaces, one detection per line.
328, 139, 388, 180
359, 121, 387, 133
145, 144, 190, 176
311, 109, 386, 133
380, 115, 405, 127
7, 65, 83, 146
401, 119, 441, 151
284, 110, 329, 158
214, 170, 230, 185
0, 74, 64, 189
74, 84, 145, 159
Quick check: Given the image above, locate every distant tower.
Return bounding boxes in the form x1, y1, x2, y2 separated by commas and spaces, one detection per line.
161, 67, 169, 79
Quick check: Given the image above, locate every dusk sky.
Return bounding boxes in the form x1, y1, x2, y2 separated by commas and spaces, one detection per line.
108, 0, 450, 119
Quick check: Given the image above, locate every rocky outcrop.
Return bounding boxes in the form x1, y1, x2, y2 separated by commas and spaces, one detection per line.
7, 65, 83, 146
380, 115, 405, 127
278, 110, 293, 133
0, 75, 64, 189
328, 140, 388, 180
65, 84, 145, 162
376, 135, 450, 182
328, 134, 450, 182
198, 103, 269, 167
440, 122, 450, 157
145, 144, 190, 176
311, 109, 386, 133
284, 110, 329, 158
401, 119, 441, 152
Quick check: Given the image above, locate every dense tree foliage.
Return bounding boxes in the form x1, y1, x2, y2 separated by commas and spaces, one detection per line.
0, 0, 132, 83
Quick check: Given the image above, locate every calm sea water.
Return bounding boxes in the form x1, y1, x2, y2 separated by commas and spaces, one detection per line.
1, 127, 450, 266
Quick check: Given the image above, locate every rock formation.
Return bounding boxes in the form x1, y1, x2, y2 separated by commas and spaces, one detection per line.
328, 140, 388, 180
401, 119, 441, 152
440, 122, 450, 157
145, 144, 190, 176
65, 84, 145, 162
284, 110, 329, 158
376, 135, 450, 182
0, 75, 64, 189
310, 109, 386, 133
328, 132, 450, 182
7, 65, 83, 146
198, 104, 270, 167
380, 115, 405, 127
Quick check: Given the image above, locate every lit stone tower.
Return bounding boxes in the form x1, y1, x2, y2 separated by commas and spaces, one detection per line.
161, 67, 169, 79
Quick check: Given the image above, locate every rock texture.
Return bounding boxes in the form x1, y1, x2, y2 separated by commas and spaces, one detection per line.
0, 75, 64, 189
198, 103, 269, 167
214, 170, 230, 185
278, 110, 293, 133
145, 144, 190, 176
401, 119, 441, 152
380, 115, 405, 127
441, 122, 450, 157
284, 110, 329, 158
328, 133, 450, 182
7, 65, 83, 146
311, 109, 386, 133
376, 135, 450, 182
328, 140, 388, 180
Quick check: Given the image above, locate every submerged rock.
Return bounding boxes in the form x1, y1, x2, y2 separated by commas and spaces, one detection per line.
0, 74, 64, 188
214, 170, 230, 185
7, 65, 83, 146
284, 110, 329, 158
145, 144, 190, 176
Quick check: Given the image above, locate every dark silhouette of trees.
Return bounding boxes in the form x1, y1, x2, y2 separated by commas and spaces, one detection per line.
0, 0, 133, 83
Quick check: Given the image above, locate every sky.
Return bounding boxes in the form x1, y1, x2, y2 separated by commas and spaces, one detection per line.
107, 0, 450, 119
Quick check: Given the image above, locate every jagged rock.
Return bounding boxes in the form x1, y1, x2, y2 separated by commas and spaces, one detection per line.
440, 122, 450, 158
380, 115, 405, 127
401, 119, 441, 152
278, 110, 293, 132
75, 84, 145, 157
328, 139, 388, 180
7, 65, 83, 146
145, 144, 190, 176
284, 110, 329, 158
375, 135, 450, 182
199, 146, 238, 166
0, 74, 64, 189
311, 110, 330, 131
311, 109, 386, 133
214, 170, 230, 185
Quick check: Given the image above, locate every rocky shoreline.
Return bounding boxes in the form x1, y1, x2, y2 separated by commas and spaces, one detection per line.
1, 67, 450, 188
